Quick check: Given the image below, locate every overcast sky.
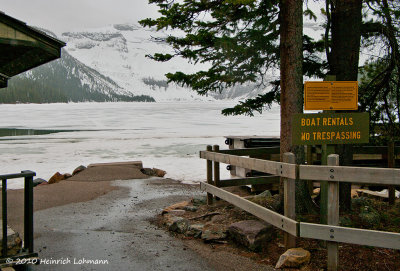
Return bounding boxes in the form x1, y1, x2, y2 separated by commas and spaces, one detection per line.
0, 0, 159, 35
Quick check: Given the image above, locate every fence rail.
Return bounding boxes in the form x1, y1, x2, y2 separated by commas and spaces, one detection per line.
299, 164, 400, 185
200, 151, 296, 179
200, 145, 400, 271
1, 170, 36, 262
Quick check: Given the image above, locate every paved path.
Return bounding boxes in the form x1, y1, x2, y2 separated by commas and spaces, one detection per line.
31, 178, 214, 271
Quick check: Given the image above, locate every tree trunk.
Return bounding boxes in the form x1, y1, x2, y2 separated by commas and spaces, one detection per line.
280, 0, 316, 214
330, 0, 362, 212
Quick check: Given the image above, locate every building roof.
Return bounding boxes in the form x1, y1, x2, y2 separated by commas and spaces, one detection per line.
0, 12, 66, 87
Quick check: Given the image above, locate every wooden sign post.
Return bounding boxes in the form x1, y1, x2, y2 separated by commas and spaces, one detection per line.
294, 80, 367, 270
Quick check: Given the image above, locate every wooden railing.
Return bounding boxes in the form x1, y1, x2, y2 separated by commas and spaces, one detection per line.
0, 171, 37, 267
200, 146, 400, 271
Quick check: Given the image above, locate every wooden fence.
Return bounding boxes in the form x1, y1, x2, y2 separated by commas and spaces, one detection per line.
200, 145, 400, 271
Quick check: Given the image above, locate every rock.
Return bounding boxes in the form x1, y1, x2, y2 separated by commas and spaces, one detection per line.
192, 196, 207, 206
183, 206, 198, 212
33, 178, 47, 187
201, 229, 227, 243
153, 168, 166, 177
248, 193, 282, 212
48, 172, 65, 184
72, 165, 86, 175
275, 248, 311, 269
0, 226, 22, 256
210, 214, 225, 223
63, 173, 72, 179
228, 220, 275, 251
256, 190, 272, 198
141, 168, 156, 176
162, 201, 190, 215
186, 224, 204, 238
351, 188, 359, 198
168, 217, 189, 234
168, 210, 186, 216
140, 167, 167, 177
38, 181, 49, 186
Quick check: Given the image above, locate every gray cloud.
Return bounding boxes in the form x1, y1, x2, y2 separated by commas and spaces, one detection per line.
0, 0, 159, 35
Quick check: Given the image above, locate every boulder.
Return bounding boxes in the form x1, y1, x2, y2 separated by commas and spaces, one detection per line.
140, 168, 166, 177
63, 173, 72, 180
186, 224, 204, 238
210, 214, 225, 223
72, 165, 86, 175
48, 172, 65, 184
33, 178, 47, 187
162, 201, 190, 215
256, 190, 272, 198
275, 248, 311, 269
248, 193, 282, 212
228, 220, 275, 251
167, 210, 186, 216
168, 217, 189, 234
191, 196, 207, 206
0, 226, 22, 256
201, 229, 227, 243
153, 168, 166, 177
141, 168, 156, 176
183, 206, 198, 212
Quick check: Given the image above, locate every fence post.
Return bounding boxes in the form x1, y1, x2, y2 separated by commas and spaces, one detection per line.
24, 172, 34, 253
283, 152, 296, 249
306, 145, 314, 195
388, 141, 395, 205
321, 144, 335, 224
327, 154, 339, 271
213, 145, 220, 200
206, 145, 213, 205
2, 178, 7, 257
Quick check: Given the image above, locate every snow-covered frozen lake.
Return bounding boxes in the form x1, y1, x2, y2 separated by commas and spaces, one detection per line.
0, 102, 280, 189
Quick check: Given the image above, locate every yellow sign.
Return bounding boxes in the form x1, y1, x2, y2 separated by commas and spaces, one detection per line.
292, 113, 369, 145
304, 81, 358, 110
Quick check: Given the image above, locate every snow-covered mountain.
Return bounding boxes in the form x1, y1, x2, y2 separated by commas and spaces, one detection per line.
61, 23, 264, 102
1, 48, 154, 103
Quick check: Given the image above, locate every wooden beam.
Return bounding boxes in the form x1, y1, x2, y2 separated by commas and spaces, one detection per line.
200, 182, 298, 236
352, 146, 400, 155
299, 165, 400, 185
352, 146, 387, 155
388, 142, 396, 205
206, 145, 213, 205
299, 222, 400, 250
213, 145, 221, 201
218, 147, 280, 156
283, 153, 296, 249
327, 155, 339, 271
218, 176, 279, 187
200, 151, 296, 179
